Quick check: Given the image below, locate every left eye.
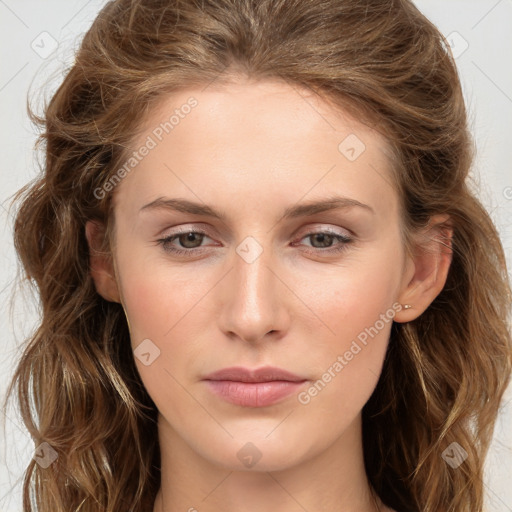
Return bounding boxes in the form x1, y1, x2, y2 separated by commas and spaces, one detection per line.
298, 231, 352, 252
156, 229, 353, 256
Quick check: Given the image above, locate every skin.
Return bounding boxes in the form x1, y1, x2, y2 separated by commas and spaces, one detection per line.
86, 77, 452, 512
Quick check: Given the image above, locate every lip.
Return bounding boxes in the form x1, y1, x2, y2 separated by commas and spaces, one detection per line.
203, 366, 306, 383
202, 366, 308, 407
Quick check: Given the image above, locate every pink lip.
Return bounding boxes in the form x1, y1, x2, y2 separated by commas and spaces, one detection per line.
202, 366, 308, 407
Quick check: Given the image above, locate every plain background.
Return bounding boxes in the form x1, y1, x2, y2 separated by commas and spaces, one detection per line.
0, 1, 511, 511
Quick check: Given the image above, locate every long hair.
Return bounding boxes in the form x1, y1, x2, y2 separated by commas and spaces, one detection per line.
5, 0, 512, 510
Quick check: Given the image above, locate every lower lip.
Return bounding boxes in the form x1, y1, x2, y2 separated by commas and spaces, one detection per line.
204, 380, 307, 407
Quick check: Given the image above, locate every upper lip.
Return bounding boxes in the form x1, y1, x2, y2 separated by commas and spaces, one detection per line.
202, 366, 306, 383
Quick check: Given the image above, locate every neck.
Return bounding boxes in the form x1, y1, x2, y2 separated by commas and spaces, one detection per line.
153, 413, 385, 512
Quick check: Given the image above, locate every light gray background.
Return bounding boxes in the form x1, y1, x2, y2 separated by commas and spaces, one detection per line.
1, 1, 511, 511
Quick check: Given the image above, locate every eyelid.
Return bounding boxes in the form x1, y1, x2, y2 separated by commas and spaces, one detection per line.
294, 223, 353, 239
156, 223, 355, 257
158, 223, 353, 242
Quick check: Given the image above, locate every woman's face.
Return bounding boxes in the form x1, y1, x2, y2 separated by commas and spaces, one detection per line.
107, 79, 414, 471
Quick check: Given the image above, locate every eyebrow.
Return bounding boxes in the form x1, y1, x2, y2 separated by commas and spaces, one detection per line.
139, 195, 374, 220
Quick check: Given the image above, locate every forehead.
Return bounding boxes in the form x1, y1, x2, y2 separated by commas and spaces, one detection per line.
113, 79, 399, 221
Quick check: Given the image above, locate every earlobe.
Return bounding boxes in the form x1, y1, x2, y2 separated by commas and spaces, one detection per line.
394, 214, 453, 323
84, 220, 121, 303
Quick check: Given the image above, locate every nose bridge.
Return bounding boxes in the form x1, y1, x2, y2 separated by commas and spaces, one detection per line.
220, 235, 283, 342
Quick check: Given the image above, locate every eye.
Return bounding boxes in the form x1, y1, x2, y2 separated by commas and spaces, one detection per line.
156, 227, 354, 257
294, 229, 354, 255
156, 229, 212, 256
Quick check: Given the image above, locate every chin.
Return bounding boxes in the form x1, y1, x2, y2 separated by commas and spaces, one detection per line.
192, 426, 320, 472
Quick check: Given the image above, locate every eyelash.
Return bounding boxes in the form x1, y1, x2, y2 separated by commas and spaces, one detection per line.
156, 228, 353, 257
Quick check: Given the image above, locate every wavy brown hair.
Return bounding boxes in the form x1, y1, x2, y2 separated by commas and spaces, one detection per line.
4, 0, 512, 511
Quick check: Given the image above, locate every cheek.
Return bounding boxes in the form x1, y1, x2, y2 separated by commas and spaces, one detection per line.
115, 243, 206, 343
307, 246, 402, 341
295, 248, 400, 409
117, 265, 201, 410
120, 273, 177, 343
114, 246, 213, 392
297, 290, 394, 421
117, 226, 401, 389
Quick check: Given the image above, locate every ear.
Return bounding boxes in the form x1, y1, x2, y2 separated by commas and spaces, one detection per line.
394, 214, 453, 323
84, 220, 121, 303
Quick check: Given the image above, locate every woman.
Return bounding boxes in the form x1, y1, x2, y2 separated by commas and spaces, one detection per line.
5, 0, 512, 511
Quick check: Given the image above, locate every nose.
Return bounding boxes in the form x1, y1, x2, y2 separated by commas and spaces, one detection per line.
217, 237, 290, 344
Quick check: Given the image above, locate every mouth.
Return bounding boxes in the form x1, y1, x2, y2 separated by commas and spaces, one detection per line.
202, 366, 308, 407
